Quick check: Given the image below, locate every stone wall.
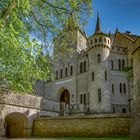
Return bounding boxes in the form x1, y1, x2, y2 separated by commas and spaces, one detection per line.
33, 114, 131, 137
0, 90, 60, 137
131, 46, 140, 140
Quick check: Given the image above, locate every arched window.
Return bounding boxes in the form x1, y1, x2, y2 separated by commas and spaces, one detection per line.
99, 37, 102, 42
70, 65, 73, 76
122, 60, 125, 69
92, 72, 94, 81
97, 54, 101, 63
84, 61, 86, 72
105, 70, 107, 80
118, 59, 121, 70
120, 83, 122, 93
80, 62, 83, 73
112, 84, 114, 94
123, 83, 126, 94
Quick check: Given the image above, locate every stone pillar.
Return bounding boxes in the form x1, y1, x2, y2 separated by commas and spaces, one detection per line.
131, 47, 140, 140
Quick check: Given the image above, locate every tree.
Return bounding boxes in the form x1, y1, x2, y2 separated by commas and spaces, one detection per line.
0, 0, 92, 93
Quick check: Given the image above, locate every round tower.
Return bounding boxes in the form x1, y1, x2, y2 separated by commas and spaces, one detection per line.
88, 13, 111, 113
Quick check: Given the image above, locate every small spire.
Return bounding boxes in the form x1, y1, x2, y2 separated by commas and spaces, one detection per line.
116, 25, 119, 32
95, 12, 102, 33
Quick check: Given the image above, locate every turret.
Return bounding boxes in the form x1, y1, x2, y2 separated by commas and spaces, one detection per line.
88, 13, 111, 113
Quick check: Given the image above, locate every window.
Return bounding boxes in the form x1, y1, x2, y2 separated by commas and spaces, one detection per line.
70, 65, 73, 76
105, 70, 107, 80
98, 88, 102, 102
90, 40, 93, 45
91, 72, 94, 81
56, 71, 58, 80
97, 54, 101, 63
123, 83, 126, 94
99, 37, 102, 42
113, 108, 115, 113
84, 61, 86, 72
80, 62, 83, 73
80, 95, 82, 104
80, 94, 86, 105
122, 60, 125, 69
60, 69, 63, 78
104, 38, 107, 43
83, 94, 86, 105
108, 39, 110, 44
122, 108, 126, 113
95, 38, 97, 43
120, 83, 122, 93
112, 84, 114, 94
111, 60, 114, 70
65, 67, 67, 77
118, 59, 121, 70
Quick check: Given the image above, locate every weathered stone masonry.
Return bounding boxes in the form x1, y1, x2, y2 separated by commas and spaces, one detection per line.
0, 90, 60, 137
33, 114, 131, 137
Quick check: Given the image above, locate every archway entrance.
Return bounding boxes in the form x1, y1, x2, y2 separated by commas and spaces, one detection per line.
60, 89, 70, 116
5, 112, 29, 138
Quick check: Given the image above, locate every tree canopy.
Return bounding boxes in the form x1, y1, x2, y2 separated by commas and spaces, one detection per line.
0, 0, 92, 93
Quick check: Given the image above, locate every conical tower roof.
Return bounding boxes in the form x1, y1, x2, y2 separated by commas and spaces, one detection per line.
95, 12, 102, 33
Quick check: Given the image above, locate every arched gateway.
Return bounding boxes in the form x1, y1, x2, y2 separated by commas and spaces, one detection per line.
5, 112, 29, 138
59, 89, 70, 116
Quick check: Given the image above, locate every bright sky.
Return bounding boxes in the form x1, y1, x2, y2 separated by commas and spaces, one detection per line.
85, 0, 140, 36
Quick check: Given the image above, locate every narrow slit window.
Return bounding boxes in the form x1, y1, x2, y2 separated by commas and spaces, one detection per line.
92, 72, 94, 81
105, 70, 107, 80
120, 83, 122, 93
65, 67, 67, 77
70, 66, 73, 76
98, 88, 102, 102
112, 84, 114, 94
97, 54, 101, 63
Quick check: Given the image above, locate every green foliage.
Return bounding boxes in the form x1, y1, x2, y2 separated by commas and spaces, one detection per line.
0, 0, 92, 93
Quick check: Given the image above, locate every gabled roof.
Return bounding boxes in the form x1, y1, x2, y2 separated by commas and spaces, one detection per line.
113, 31, 135, 47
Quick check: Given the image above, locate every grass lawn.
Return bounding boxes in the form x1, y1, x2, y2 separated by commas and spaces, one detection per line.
46, 137, 130, 140
0, 138, 132, 140
67, 138, 131, 140
36, 137, 132, 140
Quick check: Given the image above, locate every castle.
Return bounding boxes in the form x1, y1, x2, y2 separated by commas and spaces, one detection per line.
35, 13, 136, 116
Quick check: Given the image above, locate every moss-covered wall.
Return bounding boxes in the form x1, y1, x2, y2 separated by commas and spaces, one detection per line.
33, 114, 131, 137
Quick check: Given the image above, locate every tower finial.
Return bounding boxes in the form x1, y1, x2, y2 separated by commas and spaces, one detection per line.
95, 12, 102, 33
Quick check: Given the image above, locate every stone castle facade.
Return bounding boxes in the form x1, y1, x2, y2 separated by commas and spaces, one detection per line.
35, 14, 137, 116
